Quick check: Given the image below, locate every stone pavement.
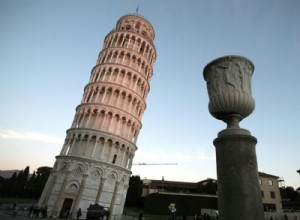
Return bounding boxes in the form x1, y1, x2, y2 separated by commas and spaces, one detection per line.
0, 211, 58, 220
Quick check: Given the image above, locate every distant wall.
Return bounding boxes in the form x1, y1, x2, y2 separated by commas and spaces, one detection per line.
143, 193, 218, 216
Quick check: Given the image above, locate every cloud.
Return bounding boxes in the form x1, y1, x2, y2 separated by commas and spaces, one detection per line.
0, 129, 63, 144
134, 148, 215, 163
197, 148, 215, 161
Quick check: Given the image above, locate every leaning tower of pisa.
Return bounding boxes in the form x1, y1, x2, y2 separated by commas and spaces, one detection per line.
38, 14, 156, 219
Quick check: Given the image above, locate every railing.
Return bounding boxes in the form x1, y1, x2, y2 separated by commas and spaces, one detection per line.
264, 211, 300, 220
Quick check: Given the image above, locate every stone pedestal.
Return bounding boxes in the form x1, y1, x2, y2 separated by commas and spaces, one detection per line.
214, 130, 264, 220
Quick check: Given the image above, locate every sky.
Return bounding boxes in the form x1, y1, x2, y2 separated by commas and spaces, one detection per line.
0, 0, 299, 189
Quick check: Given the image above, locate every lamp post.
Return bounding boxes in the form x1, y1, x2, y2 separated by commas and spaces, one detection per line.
203, 55, 264, 220
168, 203, 176, 220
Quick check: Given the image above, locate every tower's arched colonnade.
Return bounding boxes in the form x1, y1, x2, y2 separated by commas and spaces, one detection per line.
38, 14, 156, 219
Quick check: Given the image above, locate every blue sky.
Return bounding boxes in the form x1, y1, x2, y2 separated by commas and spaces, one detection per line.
0, 0, 299, 189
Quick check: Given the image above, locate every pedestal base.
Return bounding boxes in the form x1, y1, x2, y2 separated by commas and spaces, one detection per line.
214, 131, 264, 220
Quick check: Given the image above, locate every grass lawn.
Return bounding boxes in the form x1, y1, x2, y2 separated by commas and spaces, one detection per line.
0, 197, 38, 205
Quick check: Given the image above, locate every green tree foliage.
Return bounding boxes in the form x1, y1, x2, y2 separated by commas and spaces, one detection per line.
15, 166, 29, 197
25, 171, 36, 198
280, 186, 300, 210
280, 186, 300, 201
8, 172, 18, 196
125, 175, 143, 207
0, 176, 6, 196
0, 166, 51, 199
34, 166, 51, 198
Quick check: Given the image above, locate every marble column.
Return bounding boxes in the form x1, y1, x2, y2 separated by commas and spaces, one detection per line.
71, 174, 88, 219
108, 181, 120, 220
95, 177, 106, 204
51, 170, 72, 217
118, 184, 129, 214
38, 170, 58, 207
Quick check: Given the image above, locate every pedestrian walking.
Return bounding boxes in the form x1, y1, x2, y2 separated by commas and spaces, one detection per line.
76, 208, 82, 219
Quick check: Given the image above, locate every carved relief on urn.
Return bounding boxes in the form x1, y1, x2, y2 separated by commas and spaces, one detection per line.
203, 55, 255, 126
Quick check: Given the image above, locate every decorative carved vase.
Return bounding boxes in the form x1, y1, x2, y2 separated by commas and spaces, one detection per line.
203, 55, 255, 128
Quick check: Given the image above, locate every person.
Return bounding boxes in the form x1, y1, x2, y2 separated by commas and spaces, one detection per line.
76, 208, 82, 219
41, 206, 48, 218
33, 206, 40, 219
63, 209, 69, 219
139, 212, 143, 220
11, 203, 17, 217
28, 205, 34, 217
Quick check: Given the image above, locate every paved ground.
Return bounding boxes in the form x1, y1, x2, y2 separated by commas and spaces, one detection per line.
0, 207, 141, 220
0, 211, 53, 220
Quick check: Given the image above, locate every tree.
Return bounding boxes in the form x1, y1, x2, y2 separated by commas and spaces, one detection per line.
0, 176, 6, 196
0, 166, 51, 199
280, 186, 300, 210
281, 186, 299, 201
125, 175, 143, 207
34, 166, 51, 198
25, 170, 36, 198
17, 166, 30, 197
8, 172, 18, 197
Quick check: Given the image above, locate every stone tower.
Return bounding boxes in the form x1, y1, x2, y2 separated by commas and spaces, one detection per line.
38, 14, 156, 219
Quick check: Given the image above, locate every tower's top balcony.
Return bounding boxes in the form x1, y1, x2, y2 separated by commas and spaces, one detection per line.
116, 13, 155, 41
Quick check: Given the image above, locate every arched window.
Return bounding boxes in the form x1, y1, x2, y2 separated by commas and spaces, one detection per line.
112, 154, 117, 164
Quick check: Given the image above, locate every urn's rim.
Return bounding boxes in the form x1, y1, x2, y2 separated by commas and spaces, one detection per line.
203, 55, 255, 80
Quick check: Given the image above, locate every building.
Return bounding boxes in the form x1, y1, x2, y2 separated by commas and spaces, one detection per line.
142, 178, 219, 216
142, 172, 282, 214
38, 13, 156, 219
144, 192, 218, 216
142, 179, 197, 196
258, 172, 282, 212
142, 178, 217, 197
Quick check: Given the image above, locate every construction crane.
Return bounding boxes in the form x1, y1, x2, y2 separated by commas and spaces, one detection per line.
133, 163, 178, 165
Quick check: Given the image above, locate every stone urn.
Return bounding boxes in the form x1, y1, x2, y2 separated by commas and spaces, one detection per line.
203, 55, 255, 129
